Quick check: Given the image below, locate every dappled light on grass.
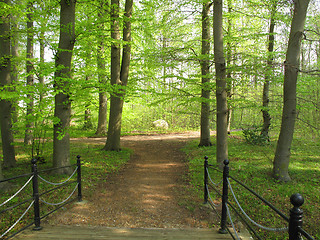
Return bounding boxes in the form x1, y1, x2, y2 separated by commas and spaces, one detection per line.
183, 133, 320, 239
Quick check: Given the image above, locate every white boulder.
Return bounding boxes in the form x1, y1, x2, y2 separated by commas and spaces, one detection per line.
152, 119, 169, 130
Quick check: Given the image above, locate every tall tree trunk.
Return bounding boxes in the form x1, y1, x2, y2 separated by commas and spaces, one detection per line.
120, 0, 132, 88
39, 30, 45, 104
214, 0, 228, 168
261, 1, 277, 140
96, 1, 108, 136
0, 164, 9, 190
199, 0, 212, 147
84, 107, 93, 129
10, 6, 19, 125
0, 164, 4, 181
226, 0, 233, 134
104, 0, 121, 151
273, 0, 310, 182
162, 36, 167, 91
24, 0, 34, 145
96, 87, 108, 135
84, 75, 93, 130
0, 0, 16, 168
53, 0, 76, 174
104, 0, 133, 151
316, 42, 320, 68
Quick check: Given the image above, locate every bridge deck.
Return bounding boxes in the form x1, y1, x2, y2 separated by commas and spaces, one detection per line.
13, 225, 233, 240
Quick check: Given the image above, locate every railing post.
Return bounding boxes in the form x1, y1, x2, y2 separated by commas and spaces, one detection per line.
31, 158, 42, 231
219, 159, 229, 234
289, 193, 304, 240
77, 155, 82, 202
204, 156, 209, 204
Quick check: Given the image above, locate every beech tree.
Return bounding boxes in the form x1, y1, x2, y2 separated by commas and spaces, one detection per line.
0, 164, 4, 181
225, 0, 233, 134
0, 164, 9, 190
273, 0, 310, 181
53, 0, 76, 173
214, 0, 228, 167
104, 0, 133, 151
199, 0, 213, 147
95, 0, 109, 136
24, 0, 34, 145
0, 0, 16, 168
10, 1, 19, 124
261, 0, 277, 140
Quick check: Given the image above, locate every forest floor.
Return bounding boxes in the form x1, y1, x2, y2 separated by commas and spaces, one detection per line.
45, 132, 217, 229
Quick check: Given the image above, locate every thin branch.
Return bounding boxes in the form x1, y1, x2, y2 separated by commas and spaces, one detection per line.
299, 69, 320, 76
297, 117, 320, 130
305, 29, 320, 36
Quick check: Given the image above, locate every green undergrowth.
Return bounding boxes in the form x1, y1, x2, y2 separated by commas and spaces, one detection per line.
183, 134, 320, 239
0, 141, 131, 239
66, 126, 199, 138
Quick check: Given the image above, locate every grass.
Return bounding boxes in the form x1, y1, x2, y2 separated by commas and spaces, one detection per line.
1, 128, 319, 239
183, 132, 320, 240
0, 139, 131, 239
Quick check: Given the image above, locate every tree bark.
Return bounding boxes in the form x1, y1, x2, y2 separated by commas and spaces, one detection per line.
53, 0, 76, 174
104, 0, 121, 151
0, 0, 16, 168
0, 164, 4, 181
10, 6, 19, 125
39, 30, 45, 104
84, 104, 93, 130
24, 0, 34, 145
214, 0, 228, 168
104, 0, 133, 151
226, 0, 233, 134
96, 1, 108, 136
273, 0, 310, 182
0, 164, 9, 190
96, 88, 108, 135
199, 0, 212, 147
261, 1, 277, 140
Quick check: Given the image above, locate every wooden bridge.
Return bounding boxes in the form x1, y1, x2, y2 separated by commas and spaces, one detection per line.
14, 225, 233, 240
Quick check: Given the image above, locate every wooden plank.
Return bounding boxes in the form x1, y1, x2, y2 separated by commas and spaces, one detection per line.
13, 225, 233, 240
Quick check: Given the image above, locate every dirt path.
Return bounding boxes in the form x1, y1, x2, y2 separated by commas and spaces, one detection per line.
47, 132, 213, 229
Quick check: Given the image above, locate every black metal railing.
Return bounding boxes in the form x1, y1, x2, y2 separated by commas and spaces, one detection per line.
0, 155, 82, 239
203, 156, 316, 240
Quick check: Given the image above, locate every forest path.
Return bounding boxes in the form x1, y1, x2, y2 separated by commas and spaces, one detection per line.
52, 132, 213, 228
15, 132, 233, 239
